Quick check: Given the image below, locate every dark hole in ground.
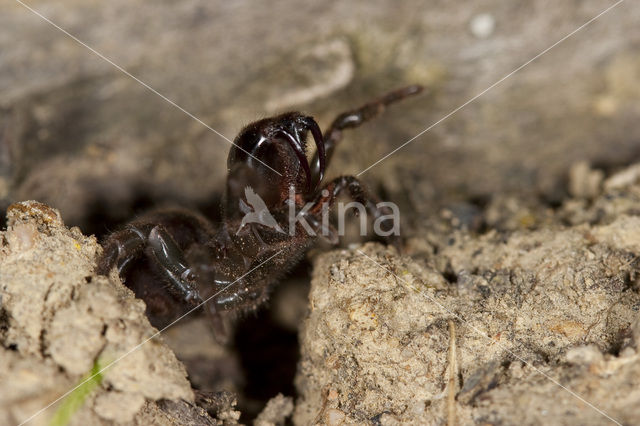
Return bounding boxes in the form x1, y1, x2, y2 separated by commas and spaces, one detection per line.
233, 261, 310, 422
234, 309, 299, 421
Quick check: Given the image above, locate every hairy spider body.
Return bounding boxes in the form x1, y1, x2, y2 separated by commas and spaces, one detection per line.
97, 85, 422, 340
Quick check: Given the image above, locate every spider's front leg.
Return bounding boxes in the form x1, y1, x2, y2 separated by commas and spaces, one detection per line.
98, 223, 202, 305
307, 175, 401, 246
309, 85, 423, 183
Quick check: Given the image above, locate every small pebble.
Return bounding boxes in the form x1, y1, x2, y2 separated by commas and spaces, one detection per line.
470, 13, 495, 39
326, 408, 346, 425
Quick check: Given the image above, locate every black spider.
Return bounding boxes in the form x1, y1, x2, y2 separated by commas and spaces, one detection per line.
97, 85, 422, 341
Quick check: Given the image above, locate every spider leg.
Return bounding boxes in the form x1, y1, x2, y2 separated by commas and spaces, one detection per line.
147, 225, 201, 303
309, 85, 423, 184
97, 225, 150, 275
308, 175, 401, 247
98, 223, 201, 304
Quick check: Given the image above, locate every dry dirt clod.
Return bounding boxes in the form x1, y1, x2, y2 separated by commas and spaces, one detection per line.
253, 393, 294, 426
294, 168, 640, 424
0, 201, 198, 425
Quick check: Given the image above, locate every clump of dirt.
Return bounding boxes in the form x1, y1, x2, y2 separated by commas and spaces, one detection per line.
253, 394, 294, 426
0, 201, 239, 425
294, 162, 640, 425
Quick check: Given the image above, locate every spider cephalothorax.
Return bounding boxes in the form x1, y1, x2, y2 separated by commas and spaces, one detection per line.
97, 85, 422, 341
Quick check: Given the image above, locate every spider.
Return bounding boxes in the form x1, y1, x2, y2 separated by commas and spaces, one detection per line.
97, 85, 422, 341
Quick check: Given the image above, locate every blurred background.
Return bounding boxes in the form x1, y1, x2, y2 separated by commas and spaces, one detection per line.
2, 0, 639, 419
2, 0, 639, 233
